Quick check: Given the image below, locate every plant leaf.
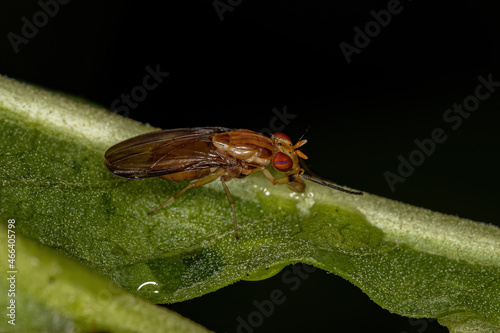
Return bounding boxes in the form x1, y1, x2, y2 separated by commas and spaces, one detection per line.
0, 224, 211, 333
0, 76, 499, 332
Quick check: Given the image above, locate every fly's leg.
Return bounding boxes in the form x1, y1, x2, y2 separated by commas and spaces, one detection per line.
262, 168, 306, 192
148, 169, 225, 216
263, 168, 362, 195
262, 168, 299, 186
220, 175, 238, 240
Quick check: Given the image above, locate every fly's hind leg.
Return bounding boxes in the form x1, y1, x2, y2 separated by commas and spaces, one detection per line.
148, 169, 225, 216
219, 175, 239, 241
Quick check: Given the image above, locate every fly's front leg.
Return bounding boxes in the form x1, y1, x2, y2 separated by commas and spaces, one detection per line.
262, 168, 297, 186
148, 169, 225, 216
220, 174, 239, 241
262, 168, 305, 192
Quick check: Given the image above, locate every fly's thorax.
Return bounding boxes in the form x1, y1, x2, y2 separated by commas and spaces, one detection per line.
212, 130, 273, 168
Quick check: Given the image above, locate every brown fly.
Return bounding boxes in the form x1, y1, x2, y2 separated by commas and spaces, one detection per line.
104, 127, 362, 240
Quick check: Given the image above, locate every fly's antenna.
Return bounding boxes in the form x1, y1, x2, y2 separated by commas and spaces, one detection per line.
300, 174, 363, 195
297, 126, 310, 143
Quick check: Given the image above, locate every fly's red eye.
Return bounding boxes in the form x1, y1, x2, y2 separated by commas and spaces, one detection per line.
272, 132, 291, 143
273, 152, 293, 172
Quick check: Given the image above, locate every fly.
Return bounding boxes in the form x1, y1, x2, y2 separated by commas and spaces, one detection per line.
104, 127, 362, 240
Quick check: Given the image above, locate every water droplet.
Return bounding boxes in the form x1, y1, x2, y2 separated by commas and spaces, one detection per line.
137, 281, 159, 293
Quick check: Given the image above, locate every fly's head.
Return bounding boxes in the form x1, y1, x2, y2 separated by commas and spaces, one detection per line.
271, 132, 308, 173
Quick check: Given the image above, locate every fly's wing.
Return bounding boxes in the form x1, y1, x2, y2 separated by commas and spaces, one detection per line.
104, 127, 234, 178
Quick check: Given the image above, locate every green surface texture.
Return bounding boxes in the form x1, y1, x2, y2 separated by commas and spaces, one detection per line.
0, 76, 499, 332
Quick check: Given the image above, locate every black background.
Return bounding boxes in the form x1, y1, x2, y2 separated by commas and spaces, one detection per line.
1, 0, 499, 332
